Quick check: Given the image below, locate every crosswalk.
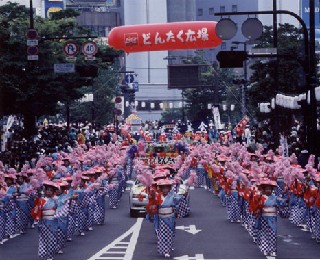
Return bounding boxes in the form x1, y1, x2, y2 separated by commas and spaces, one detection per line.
87, 218, 143, 260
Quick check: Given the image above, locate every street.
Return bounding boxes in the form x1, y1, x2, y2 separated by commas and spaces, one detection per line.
1, 187, 320, 260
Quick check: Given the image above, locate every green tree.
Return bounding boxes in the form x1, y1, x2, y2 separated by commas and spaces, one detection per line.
248, 23, 307, 135
0, 3, 120, 135
249, 24, 306, 108
182, 63, 239, 123
161, 108, 183, 123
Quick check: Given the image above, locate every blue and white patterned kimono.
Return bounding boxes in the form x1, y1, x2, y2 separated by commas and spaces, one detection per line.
38, 196, 69, 259
16, 182, 31, 233
157, 191, 182, 257
228, 180, 241, 223
74, 187, 90, 234
38, 197, 59, 259
95, 179, 109, 225
56, 192, 70, 253
0, 196, 6, 243
258, 194, 285, 256
108, 177, 119, 209
5, 185, 17, 237
66, 188, 77, 241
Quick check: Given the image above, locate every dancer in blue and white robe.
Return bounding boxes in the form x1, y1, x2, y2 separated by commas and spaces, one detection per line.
156, 180, 182, 258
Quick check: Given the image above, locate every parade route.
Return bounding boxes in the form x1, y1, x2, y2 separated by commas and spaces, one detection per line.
1, 186, 320, 260
87, 218, 143, 260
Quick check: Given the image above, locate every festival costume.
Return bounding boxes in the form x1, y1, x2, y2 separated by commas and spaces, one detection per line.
5, 185, 17, 237
108, 177, 119, 209
16, 182, 31, 233
228, 180, 241, 222
157, 191, 182, 257
36, 196, 68, 259
257, 194, 285, 257
0, 194, 6, 243
289, 181, 306, 226
56, 192, 70, 253
95, 180, 109, 225
314, 189, 320, 242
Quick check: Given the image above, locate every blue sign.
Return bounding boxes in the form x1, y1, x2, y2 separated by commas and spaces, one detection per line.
125, 74, 135, 84
133, 82, 139, 92
301, 0, 320, 38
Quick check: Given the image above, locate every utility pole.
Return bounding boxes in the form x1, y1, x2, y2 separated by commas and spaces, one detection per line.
29, 0, 34, 29
309, 0, 318, 157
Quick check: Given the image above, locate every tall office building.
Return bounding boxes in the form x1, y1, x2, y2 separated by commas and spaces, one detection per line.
66, 0, 122, 37
124, 0, 192, 121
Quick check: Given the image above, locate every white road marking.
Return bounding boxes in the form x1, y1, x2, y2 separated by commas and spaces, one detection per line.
174, 254, 204, 260
1, 233, 20, 244
176, 225, 202, 235
87, 218, 143, 260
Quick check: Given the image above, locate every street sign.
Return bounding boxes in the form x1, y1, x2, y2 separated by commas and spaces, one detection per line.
64, 41, 79, 60
27, 39, 38, 46
54, 63, 75, 74
114, 96, 124, 116
82, 41, 98, 60
125, 74, 134, 83
27, 46, 38, 60
26, 29, 38, 61
133, 82, 139, 92
115, 103, 122, 109
115, 96, 122, 103
128, 82, 139, 91
26, 29, 38, 40
114, 108, 122, 116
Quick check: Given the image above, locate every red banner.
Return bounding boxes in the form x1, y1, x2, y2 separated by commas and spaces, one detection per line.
108, 21, 222, 53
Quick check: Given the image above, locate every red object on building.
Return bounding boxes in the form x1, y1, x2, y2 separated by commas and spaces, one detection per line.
108, 21, 222, 53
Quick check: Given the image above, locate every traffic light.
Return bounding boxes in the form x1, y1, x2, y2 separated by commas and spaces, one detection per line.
216, 51, 247, 68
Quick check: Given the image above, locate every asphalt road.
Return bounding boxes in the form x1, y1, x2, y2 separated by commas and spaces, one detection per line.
1, 188, 320, 260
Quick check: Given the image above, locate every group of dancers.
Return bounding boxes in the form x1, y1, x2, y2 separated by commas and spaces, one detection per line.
2, 136, 320, 259
133, 140, 320, 258
0, 143, 129, 260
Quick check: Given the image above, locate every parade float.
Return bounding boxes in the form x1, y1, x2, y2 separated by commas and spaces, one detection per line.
125, 113, 142, 132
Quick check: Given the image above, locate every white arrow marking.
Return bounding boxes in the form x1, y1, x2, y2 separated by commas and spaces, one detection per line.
174, 254, 204, 260
176, 225, 201, 235
88, 218, 143, 260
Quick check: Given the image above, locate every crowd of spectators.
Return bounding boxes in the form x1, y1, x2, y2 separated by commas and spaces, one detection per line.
0, 120, 115, 172
0, 115, 315, 172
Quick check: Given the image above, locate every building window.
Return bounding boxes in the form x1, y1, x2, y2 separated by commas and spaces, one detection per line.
209, 7, 214, 15
221, 42, 226, 50
220, 6, 225, 13
232, 5, 237, 12
197, 8, 203, 16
